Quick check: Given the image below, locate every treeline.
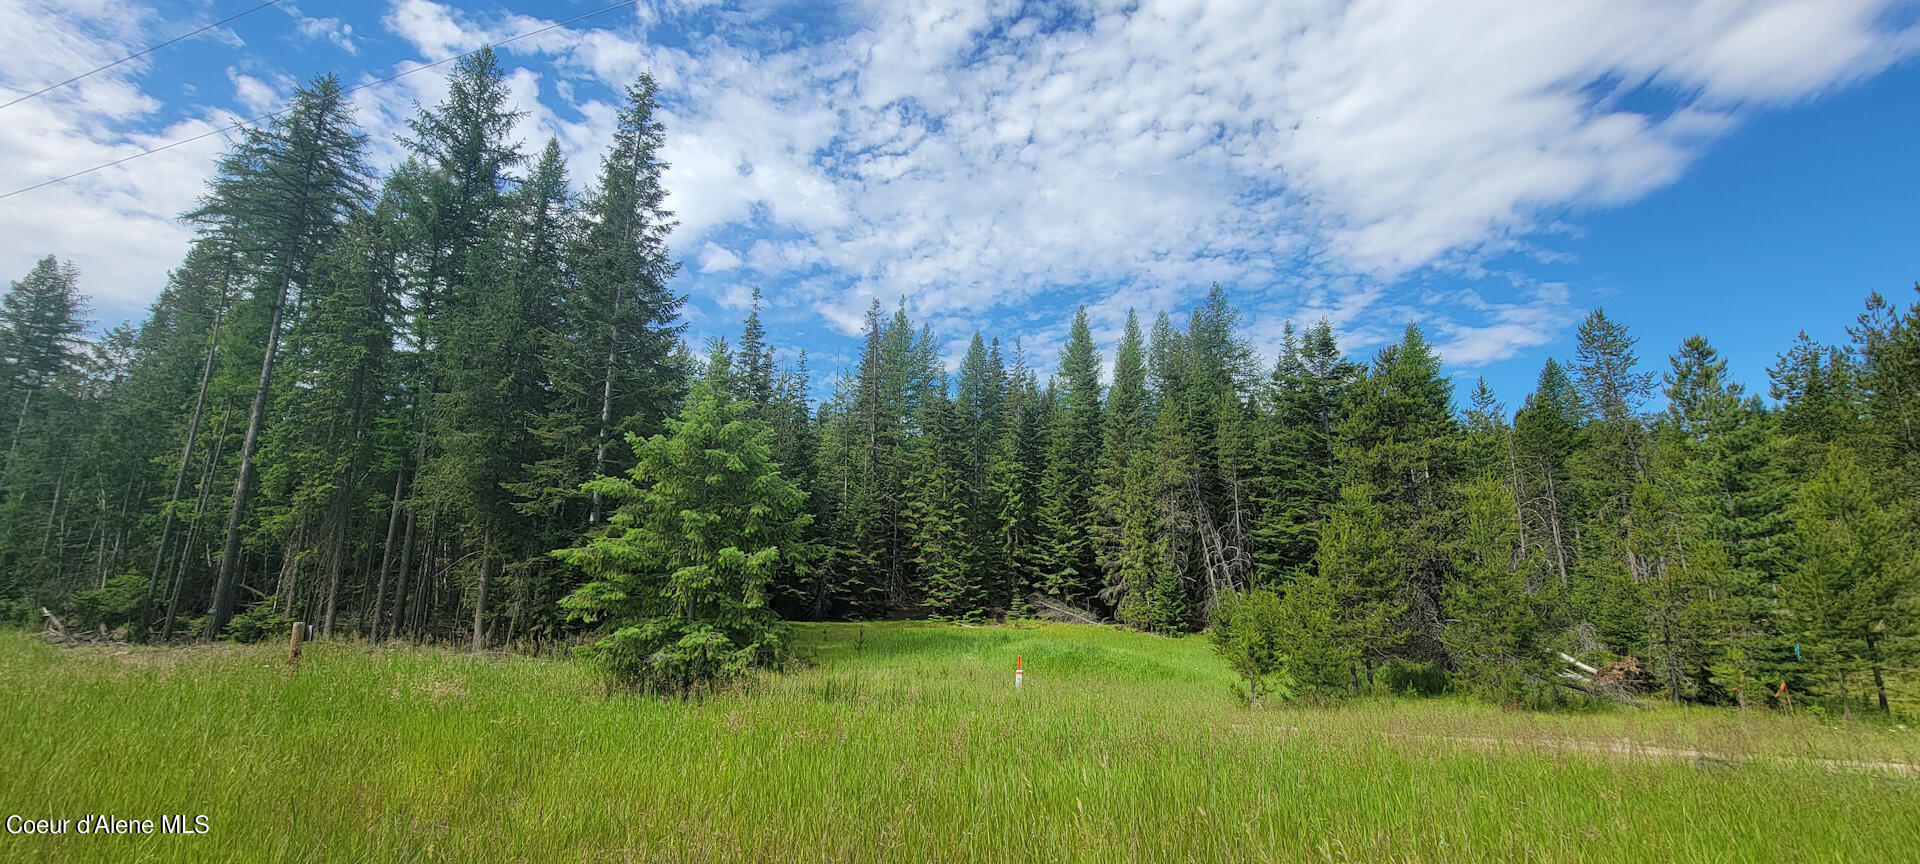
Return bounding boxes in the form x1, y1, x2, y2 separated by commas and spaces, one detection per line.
0, 49, 687, 648
1, 50, 1916, 712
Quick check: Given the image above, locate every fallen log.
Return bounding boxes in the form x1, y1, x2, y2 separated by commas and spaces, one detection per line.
1558, 651, 1599, 675
1556, 676, 1647, 709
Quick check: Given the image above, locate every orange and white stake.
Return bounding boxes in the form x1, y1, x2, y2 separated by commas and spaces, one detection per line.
1015, 655, 1024, 690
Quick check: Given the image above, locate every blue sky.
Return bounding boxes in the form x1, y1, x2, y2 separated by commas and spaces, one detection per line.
1, 0, 1916, 411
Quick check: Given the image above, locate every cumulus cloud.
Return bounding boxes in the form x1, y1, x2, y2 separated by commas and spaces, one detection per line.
296, 16, 360, 55
228, 69, 280, 114
0, 0, 224, 323
700, 242, 743, 272
5, 0, 1919, 371
550, 0, 1916, 361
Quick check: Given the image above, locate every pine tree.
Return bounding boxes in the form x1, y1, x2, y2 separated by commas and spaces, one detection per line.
0, 256, 90, 606
1444, 472, 1556, 704
0, 256, 86, 473
1250, 320, 1358, 582
556, 376, 811, 696
804, 374, 871, 617
195, 75, 371, 639
955, 332, 1006, 556
1658, 335, 1789, 705
822, 301, 911, 615
1463, 377, 1506, 472
735, 287, 776, 413
263, 195, 401, 637
1117, 391, 1189, 631
763, 350, 819, 615
1513, 358, 1580, 590
1095, 311, 1152, 609
1315, 484, 1405, 688
1333, 324, 1460, 659
1767, 331, 1860, 478
1849, 285, 1920, 492
1566, 308, 1656, 655
558, 72, 685, 525
1269, 569, 1356, 698
1780, 448, 1914, 716
425, 139, 574, 651
985, 341, 1045, 616
1035, 307, 1103, 601
905, 375, 978, 617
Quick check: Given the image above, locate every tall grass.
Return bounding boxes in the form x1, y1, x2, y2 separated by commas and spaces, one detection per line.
2, 623, 1916, 862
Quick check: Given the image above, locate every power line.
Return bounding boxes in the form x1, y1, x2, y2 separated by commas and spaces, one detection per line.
0, 0, 643, 202
0, 0, 287, 111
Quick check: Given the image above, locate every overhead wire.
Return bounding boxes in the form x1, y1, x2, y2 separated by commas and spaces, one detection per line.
0, 0, 287, 111
0, 0, 643, 202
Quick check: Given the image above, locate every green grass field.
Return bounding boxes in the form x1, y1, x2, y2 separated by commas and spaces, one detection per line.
3, 622, 1917, 862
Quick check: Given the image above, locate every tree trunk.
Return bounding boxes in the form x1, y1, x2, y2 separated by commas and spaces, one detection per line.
1868, 633, 1891, 715
142, 306, 223, 640
321, 498, 347, 637
162, 407, 230, 641
368, 469, 405, 638
1544, 472, 1569, 590
591, 292, 624, 524
472, 540, 491, 653
1, 386, 33, 485
206, 273, 293, 640
390, 511, 417, 641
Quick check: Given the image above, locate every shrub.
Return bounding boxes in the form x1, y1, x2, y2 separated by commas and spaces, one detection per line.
1269, 571, 1359, 698
1211, 588, 1296, 706
1380, 659, 1450, 697
0, 597, 36, 630
65, 573, 148, 631
223, 598, 293, 643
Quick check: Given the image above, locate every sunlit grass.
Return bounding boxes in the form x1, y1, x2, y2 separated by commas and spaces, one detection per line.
2, 623, 1916, 862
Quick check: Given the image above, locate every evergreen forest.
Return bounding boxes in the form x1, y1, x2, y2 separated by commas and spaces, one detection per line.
4, 52, 1917, 714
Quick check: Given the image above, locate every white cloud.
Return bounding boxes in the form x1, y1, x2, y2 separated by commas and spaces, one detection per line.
296, 16, 360, 55
700, 242, 742, 272
0, 0, 223, 324
383, 0, 479, 60
228, 69, 279, 115
5, 0, 1918, 371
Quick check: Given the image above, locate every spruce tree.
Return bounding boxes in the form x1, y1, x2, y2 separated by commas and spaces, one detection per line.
1035, 307, 1103, 602
1250, 320, 1358, 581
1781, 448, 1914, 716
1444, 472, 1555, 704
195, 75, 370, 639
558, 72, 685, 524
905, 376, 978, 617
556, 376, 811, 696
1333, 324, 1460, 658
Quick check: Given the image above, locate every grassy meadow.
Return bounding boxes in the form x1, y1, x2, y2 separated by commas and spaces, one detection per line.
2, 622, 1918, 862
